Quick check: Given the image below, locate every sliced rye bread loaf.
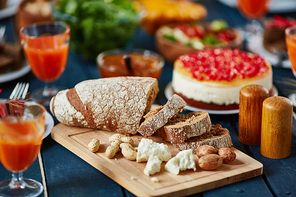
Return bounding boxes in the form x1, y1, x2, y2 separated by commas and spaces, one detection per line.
50, 77, 159, 134
138, 94, 187, 137
159, 111, 211, 143
172, 124, 233, 154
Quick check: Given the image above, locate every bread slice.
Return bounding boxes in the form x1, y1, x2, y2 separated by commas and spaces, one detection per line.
138, 94, 187, 137
172, 124, 233, 154
160, 111, 211, 143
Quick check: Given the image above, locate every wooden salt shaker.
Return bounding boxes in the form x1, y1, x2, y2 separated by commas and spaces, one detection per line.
261, 96, 293, 159
239, 84, 269, 145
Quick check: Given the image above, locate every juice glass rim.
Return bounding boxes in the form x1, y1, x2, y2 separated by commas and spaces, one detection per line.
0, 101, 46, 123
97, 48, 165, 71
285, 25, 296, 41
19, 21, 70, 40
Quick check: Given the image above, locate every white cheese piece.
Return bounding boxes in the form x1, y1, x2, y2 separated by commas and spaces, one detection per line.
159, 26, 174, 36
164, 157, 180, 175
137, 139, 172, 162
173, 28, 190, 43
143, 155, 162, 176
165, 149, 196, 175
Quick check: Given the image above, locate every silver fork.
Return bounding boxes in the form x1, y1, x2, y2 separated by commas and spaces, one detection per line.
9, 82, 29, 100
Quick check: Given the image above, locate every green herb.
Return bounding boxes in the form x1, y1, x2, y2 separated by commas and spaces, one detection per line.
185, 42, 193, 47
54, 0, 140, 59
210, 19, 228, 32
203, 35, 221, 45
163, 34, 177, 42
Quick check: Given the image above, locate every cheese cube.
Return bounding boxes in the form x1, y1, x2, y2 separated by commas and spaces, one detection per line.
137, 138, 172, 162
165, 149, 196, 175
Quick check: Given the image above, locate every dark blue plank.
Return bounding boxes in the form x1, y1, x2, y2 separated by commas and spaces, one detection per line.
273, 67, 295, 98
249, 146, 296, 197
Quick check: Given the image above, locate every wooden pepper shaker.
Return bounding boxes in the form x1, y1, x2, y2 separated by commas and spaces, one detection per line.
261, 96, 293, 159
239, 84, 269, 145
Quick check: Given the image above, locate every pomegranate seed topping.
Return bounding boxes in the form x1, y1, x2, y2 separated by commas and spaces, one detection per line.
178, 48, 269, 81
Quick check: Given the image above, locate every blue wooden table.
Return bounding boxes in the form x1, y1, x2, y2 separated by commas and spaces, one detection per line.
0, 0, 296, 196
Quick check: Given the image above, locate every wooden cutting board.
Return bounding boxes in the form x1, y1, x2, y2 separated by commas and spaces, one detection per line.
51, 123, 263, 197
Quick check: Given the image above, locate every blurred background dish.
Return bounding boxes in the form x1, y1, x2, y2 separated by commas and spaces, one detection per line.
0, 63, 30, 83
97, 48, 164, 79
0, 0, 8, 10
247, 15, 295, 69
0, 0, 22, 19
137, 0, 207, 35
247, 33, 291, 68
262, 15, 296, 55
52, 0, 144, 60
155, 20, 243, 62
218, 0, 296, 13
0, 42, 25, 74
15, 0, 53, 32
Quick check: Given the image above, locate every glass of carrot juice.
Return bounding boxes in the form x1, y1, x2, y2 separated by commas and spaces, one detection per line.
236, 0, 270, 37
19, 22, 70, 105
0, 100, 46, 197
285, 26, 296, 105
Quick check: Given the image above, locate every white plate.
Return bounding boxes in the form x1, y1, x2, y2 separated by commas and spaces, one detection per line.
165, 82, 278, 115
246, 34, 291, 69
218, 0, 296, 13
44, 111, 54, 139
0, 0, 22, 19
0, 63, 31, 83
0, 99, 54, 139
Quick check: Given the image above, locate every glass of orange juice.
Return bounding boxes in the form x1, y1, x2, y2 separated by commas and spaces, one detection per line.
19, 22, 70, 105
237, 0, 270, 37
0, 100, 46, 197
285, 26, 296, 105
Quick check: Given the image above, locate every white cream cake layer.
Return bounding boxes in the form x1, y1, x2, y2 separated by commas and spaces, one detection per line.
172, 70, 273, 106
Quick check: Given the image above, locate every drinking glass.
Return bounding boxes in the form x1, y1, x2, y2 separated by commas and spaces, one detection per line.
0, 101, 46, 197
285, 26, 296, 105
19, 22, 70, 105
237, 0, 270, 38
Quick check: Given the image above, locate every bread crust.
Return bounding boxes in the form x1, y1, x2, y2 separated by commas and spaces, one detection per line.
50, 77, 159, 134
160, 111, 211, 143
172, 124, 233, 154
138, 94, 187, 137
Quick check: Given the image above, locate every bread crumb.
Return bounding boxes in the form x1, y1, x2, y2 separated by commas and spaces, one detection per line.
131, 176, 135, 180
150, 177, 159, 183
115, 158, 118, 161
